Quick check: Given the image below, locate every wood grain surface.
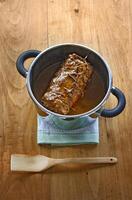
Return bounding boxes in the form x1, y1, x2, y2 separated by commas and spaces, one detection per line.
0, 0, 131, 199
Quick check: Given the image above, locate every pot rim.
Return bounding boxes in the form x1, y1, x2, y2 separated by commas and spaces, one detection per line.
26, 43, 113, 118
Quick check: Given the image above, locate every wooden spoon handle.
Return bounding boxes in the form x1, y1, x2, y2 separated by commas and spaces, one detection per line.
55, 157, 117, 164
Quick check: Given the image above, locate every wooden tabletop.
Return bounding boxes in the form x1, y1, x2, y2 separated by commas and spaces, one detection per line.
0, 0, 131, 199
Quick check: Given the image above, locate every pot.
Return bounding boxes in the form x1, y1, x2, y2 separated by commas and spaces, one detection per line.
16, 43, 126, 119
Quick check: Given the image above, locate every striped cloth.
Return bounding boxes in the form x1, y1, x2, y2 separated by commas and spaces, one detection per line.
37, 114, 99, 146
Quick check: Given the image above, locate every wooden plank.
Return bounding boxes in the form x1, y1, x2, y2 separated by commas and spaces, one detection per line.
48, 0, 132, 199
0, 0, 50, 199
0, 0, 131, 199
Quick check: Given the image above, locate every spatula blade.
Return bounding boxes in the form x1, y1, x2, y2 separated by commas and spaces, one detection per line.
11, 154, 43, 172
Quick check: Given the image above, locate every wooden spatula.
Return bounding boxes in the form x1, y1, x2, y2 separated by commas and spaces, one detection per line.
11, 154, 117, 172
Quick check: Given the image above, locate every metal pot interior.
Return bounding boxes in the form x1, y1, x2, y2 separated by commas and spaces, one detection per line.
29, 44, 110, 115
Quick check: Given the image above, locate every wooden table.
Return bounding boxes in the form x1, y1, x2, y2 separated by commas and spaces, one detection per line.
0, 0, 131, 199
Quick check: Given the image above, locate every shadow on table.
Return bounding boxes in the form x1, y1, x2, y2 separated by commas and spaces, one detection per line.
11, 162, 116, 175
45, 162, 116, 174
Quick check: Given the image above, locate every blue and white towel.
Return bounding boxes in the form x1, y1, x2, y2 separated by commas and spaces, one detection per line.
37, 115, 99, 146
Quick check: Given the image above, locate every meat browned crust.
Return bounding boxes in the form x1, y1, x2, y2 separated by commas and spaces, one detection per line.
41, 53, 93, 114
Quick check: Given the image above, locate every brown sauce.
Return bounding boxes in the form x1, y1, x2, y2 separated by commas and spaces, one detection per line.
33, 63, 106, 115
68, 70, 106, 115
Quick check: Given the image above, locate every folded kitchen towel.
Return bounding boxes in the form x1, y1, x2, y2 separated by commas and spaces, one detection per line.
37, 114, 99, 146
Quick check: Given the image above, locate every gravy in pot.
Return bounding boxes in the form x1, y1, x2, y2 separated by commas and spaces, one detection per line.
33, 62, 106, 115
68, 70, 105, 115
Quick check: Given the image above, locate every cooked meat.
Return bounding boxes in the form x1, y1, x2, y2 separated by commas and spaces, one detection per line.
41, 53, 93, 114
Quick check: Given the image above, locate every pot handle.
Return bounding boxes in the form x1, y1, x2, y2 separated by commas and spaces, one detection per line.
100, 87, 126, 117
16, 50, 41, 78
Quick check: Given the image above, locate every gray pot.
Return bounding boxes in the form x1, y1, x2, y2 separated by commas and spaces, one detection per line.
16, 43, 126, 119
